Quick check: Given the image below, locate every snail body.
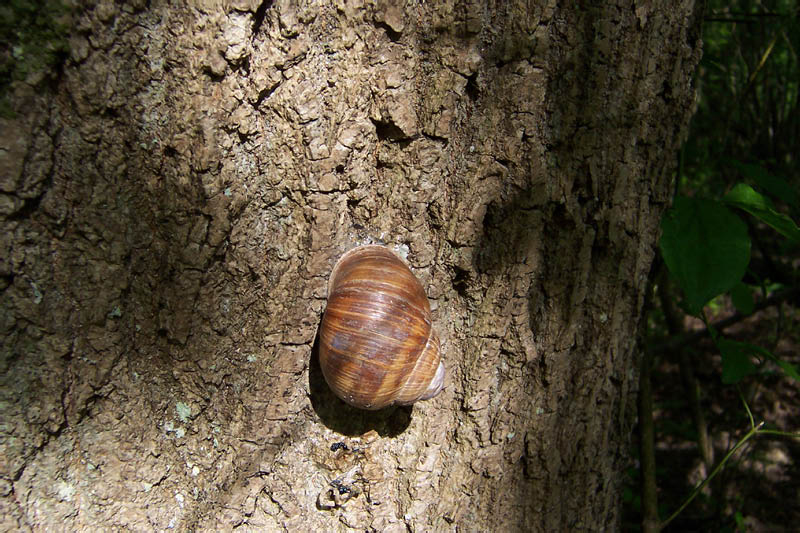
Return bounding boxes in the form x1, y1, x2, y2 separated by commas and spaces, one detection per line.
319, 245, 445, 410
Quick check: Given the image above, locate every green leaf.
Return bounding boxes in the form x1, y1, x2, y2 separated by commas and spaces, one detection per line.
754, 345, 800, 382
732, 161, 798, 209
718, 339, 758, 384
660, 196, 751, 315
729, 283, 754, 315
734, 511, 746, 531
718, 340, 800, 384
724, 183, 800, 243
773, 358, 800, 383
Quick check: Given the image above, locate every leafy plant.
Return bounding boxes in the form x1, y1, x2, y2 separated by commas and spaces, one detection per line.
631, 1, 800, 531
659, 195, 751, 317
659, 174, 800, 383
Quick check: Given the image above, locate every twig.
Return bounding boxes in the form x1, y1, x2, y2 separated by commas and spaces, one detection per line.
639, 345, 659, 533
659, 394, 800, 530
647, 287, 799, 355
660, 421, 765, 530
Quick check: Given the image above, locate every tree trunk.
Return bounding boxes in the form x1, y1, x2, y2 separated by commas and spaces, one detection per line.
0, 1, 702, 531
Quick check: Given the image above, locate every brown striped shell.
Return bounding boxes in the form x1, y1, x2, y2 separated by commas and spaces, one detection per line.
319, 245, 445, 410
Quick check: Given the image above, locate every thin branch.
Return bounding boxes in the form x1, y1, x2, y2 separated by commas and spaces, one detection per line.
639, 346, 659, 533
647, 287, 799, 355
758, 429, 800, 438
705, 17, 785, 23
660, 421, 765, 530
705, 11, 796, 22
744, 33, 779, 94
739, 386, 755, 429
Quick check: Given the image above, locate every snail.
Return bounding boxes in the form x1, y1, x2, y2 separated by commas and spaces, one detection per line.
319, 245, 445, 410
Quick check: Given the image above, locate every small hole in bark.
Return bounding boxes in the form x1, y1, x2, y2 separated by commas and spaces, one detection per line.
252, 0, 274, 36
375, 21, 402, 42
465, 72, 480, 100
371, 118, 406, 142
451, 266, 470, 297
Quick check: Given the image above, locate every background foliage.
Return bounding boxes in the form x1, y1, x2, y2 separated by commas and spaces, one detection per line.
627, 0, 800, 530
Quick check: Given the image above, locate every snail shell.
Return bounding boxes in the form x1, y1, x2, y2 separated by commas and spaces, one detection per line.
319, 245, 445, 410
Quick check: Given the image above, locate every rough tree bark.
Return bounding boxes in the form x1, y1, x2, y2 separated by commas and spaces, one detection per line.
0, 1, 702, 531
